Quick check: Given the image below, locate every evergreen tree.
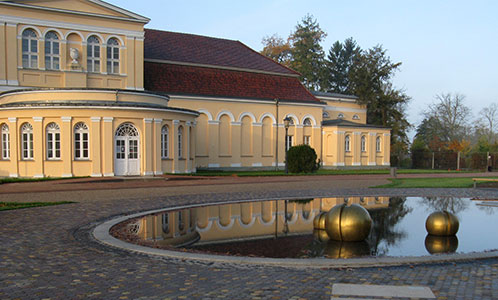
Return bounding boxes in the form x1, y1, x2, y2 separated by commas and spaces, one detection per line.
288, 14, 327, 91
324, 38, 361, 93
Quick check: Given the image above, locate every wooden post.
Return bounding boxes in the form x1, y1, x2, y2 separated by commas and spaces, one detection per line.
432, 152, 435, 169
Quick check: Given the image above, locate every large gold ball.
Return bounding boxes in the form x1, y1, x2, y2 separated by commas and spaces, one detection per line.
425, 211, 459, 236
324, 204, 372, 241
313, 212, 327, 230
425, 235, 459, 254
324, 240, 370, 259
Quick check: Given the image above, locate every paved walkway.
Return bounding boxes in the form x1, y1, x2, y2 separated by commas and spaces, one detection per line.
1, 173, 497, 299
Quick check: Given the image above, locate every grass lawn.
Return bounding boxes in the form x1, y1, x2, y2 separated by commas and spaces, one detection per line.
373, 177, 498, 188
0, 201, 75, 211
192, 169, 475, 177
0, 176, 88, 184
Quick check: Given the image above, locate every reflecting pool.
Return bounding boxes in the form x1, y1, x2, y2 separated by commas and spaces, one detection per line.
112, 197, 498, 259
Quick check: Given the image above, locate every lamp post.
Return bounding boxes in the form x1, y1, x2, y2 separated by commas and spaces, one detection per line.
283, 117, 291, 174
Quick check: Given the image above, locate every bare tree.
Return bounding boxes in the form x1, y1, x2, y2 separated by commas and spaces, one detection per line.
424, 93, 472, 142
478, 103, 498, 143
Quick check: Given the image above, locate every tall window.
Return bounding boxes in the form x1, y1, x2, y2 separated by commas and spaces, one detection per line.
22, 29, 38, 68
2, 124, 10, 160
161, 125, 169, 158
44, 31, 60, 70
21, 123, 33, 160
303, 136, 311, 145
74, 122, 89, 160
178, 126, 183, 158
345, 135, 351, 152
46, 123, 60, 160
376, 136, 381, 152
87, 36, 100, 73
106, 38, 120, 74
285, 135, 293, 151
361, 136, 366, 152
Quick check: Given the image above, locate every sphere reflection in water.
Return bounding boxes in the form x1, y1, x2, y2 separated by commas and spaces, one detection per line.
313, 229, 330, 243
425, 211, 459, 236
325, 204, 372, 241
425, 235, 459, 254
324, 240, 370, 259
313, 211, 327, 230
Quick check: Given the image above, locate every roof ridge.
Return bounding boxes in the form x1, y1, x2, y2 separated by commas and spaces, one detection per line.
144, 28, 239, 43
235, 40, 300, 76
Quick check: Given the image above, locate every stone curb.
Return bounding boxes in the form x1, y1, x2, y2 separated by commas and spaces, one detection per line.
92, 199, 498, 269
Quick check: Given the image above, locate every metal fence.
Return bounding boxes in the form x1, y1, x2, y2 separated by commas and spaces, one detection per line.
411, 151, 497, 171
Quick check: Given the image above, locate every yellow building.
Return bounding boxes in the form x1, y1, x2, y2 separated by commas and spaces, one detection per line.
0, 0, 390, 178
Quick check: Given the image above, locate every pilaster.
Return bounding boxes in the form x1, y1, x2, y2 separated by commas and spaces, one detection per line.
32, 117, 44, 177
102, 117, 114, 176
61, 116, 72, 177
8, 117, 18, 177
153, 119, 162, 175
90, 117, 102, 177
172, 120, 179, 173
143, 118, 153, 175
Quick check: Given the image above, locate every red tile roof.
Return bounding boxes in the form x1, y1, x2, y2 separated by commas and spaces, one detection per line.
144, 29, 298, 76
144, 62, 320, 104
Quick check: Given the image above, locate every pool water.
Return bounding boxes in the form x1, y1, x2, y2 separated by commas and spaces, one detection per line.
121, 197, 498, 259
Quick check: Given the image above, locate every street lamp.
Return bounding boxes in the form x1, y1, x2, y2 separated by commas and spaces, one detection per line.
283, 117, 291, 174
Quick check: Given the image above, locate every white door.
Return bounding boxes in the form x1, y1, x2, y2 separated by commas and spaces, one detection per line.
115, 123, 140, 176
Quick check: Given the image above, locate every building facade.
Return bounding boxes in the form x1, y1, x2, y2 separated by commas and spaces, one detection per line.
0, 0, 390, 178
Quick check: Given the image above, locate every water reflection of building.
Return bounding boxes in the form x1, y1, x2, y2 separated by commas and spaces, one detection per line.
130, 197, 389, 246
131, 209, 199, 247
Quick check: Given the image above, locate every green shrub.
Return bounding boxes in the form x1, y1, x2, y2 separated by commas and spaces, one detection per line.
286, 144, 319, 173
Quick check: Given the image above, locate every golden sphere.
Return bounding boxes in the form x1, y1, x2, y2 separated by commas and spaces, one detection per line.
324, 204, 372, 241
313, 212, 327, 230
324, 240, 370, 259
312, 229, 330, 243
425, 211, 459, 236
425, 235, 459, 254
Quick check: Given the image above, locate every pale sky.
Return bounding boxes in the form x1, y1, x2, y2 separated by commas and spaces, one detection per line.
112, 0, 498, 137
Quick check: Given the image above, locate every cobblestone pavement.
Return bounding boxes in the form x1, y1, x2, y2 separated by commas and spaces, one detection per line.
1, 174, 497, 299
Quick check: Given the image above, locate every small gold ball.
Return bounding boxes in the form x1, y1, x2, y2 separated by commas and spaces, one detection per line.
313, 212, 327, 230
425, 234, 459, 254
425, 211, 459, 236
324, 204, 372, 241
312, 229, 330, 243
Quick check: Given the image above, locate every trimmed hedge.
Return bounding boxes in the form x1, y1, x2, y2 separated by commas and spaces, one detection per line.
286, 144, 319, 173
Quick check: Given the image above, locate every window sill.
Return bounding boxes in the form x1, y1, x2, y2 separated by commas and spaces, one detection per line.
162, 158, 172, 161
74, 159, 91, 161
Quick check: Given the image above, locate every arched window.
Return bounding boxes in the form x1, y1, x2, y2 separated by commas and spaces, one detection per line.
87, 36, 100, 73
178, 126, 183, 158
74, 122, 89, 160
345, 135, 351, 152
178, 210, 185, 231
376, 136, 381, 152
21, 123, 33, 160
338, 113, 344, 119
161, 125, 169, 158
46, 122, 60, 160
353, 114, 360, 120
162, 213, 169, 234
44, 31, 60, 70
361, 135, 366, 152
106, 38, 120, 74
303, 118, 312, 145
2, 124, 10, 160
22, 29, 38, 68
322, 111, 330, 118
